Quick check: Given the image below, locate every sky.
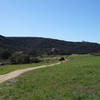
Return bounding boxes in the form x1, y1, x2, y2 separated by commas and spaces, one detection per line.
0, 0, 99, 43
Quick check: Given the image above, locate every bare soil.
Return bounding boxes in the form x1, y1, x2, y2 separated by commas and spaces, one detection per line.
0, 62, 61, 83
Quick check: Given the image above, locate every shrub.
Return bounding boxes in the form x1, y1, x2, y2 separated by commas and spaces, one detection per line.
30, 57, 41, 63
0, 63, 4, 66
59, 57, 65, 61
0, 50, 11, 59
91, 52, 100, 56
10, 52, 30, 64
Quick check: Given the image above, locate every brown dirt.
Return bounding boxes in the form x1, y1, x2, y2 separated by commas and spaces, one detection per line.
0, 59, 68, 83
0, 62, 61, 83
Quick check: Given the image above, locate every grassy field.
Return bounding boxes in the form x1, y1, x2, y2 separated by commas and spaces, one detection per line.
0, 54, 100, 100
0, 56, 60, 75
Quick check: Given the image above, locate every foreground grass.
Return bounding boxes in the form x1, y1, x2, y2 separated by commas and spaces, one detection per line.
0, 54, 100, 100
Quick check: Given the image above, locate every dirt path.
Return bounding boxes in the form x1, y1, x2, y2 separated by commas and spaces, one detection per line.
0, 62, 61, 83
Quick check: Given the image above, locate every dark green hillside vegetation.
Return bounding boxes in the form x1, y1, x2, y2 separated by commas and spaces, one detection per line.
10, 52, 30, 64
0, 35, 15, 51
0, 50, 11, 60
6, 37, 100, 54
0, 35, 100, 55
0, 35, 100, 65
0, 54, 100, 100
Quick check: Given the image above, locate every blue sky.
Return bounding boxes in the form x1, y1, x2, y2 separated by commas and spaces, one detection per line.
0, 0, 99, 43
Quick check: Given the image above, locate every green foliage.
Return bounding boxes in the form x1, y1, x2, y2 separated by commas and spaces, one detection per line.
30, 57, 41, 63
0, 50, 11, 59
59, 57, 65, 61
91, 52, 100, 56
0, 55, 100, 100
0, 56, 59, 75
10, 52, 30, 64
0, 35, 100, 56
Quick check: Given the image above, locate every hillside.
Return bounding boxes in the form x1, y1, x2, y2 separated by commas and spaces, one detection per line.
0, 35, 100, 54
0, 35, 15, 52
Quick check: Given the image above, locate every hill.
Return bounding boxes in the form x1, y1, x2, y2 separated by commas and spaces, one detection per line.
0, 35, 100, 55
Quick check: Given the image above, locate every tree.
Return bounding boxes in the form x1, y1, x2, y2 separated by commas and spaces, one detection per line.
59, 57, 65, 61
10, 52, 30, 64
30, 57, 41, 63
0, 50, 11, 59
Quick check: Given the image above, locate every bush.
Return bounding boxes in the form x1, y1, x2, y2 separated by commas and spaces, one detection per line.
0, 50, 11, 59
10, 52, 30, 64
0, 63, 4, 66
91, 52, 100, 56
59, 57, 65, 61
30, 57, 41, 63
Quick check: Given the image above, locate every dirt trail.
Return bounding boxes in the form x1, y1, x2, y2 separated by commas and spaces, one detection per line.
0, 62, 61, 83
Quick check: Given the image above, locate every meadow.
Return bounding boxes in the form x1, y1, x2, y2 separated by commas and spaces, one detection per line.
0, 54, 100, 100
0, 56, 60, 75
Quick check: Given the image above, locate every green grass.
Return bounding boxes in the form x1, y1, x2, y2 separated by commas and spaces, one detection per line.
0, 54, 100, 100
0, 61, 59, 75
38, 55, 67, 63
0, 56, 61, 75
0, 63, 41, 75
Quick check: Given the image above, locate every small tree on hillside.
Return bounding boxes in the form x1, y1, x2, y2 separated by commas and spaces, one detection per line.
0, 50, 11, 59
10, 52, 30, 64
